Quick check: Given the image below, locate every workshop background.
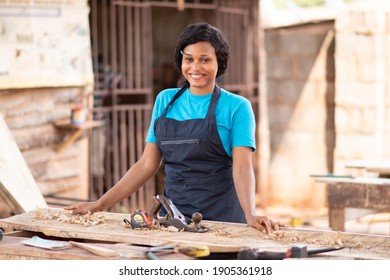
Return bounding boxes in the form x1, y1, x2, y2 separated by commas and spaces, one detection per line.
1, 0, 390, 232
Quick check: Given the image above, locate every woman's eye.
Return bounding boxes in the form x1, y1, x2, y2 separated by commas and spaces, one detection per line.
201, 59, 209, 63
184, 57, 192, 62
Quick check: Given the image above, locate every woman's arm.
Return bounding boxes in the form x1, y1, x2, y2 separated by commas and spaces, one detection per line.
232, 146, 285, 233
65, 143, 162, 214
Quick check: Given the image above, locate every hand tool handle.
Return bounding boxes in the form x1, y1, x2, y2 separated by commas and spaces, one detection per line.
238, 249, 286, 260
146, 245, 210, 259
145, 251, 161, 260
149, 196, 162, 220
307, 247, 344, 255
69, 241, 116, 257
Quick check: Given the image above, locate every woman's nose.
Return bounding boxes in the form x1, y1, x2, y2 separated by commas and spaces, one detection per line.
191, 61, 201, 70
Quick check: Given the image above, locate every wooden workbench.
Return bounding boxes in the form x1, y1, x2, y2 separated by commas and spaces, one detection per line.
316, 177, 390, 231
0, 235, 191, 260
2, 208, 390, 259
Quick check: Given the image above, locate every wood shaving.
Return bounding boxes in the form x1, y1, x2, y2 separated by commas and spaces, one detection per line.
211, 230, 239, 238
34, 208, 106, 227
264, 230, 367, 249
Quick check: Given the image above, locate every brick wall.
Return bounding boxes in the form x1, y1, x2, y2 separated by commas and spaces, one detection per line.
334, 5, 390, 172
265, 21, 335, 209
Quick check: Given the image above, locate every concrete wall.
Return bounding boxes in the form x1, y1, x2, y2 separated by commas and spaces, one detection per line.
264, 2, 390, 211
265, 21, 335, 209
334, 3, 390, 173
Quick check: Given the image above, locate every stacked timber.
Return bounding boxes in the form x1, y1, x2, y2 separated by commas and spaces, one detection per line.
0, 87, 91, 217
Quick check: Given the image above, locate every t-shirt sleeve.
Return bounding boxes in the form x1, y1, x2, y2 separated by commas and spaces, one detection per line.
145, 94, 163, 143
230, 99, 256, 152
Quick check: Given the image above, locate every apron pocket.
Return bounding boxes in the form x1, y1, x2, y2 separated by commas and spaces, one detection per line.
160, 139, 200, 145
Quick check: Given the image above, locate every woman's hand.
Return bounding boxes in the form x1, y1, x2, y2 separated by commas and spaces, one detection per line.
246, 214, 288, 234
64, 201, 102, 215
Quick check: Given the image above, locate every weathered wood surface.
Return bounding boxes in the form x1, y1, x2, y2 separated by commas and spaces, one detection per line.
323, 178, 390, 210
316, 177, 390, 231
1, 208, 390, 259
23, 146, 82, 195
0, 113, 47, 213
0, 87, 90, 210
0, 235, 190, 260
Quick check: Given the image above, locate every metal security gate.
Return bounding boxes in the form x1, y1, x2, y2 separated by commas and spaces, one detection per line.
88, 0, 259, 213
89, 0, 154, 212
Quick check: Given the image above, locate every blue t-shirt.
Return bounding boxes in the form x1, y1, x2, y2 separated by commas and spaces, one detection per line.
146, 87, 256, 157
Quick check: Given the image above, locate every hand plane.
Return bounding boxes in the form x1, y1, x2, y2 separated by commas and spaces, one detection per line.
149, 194, 210, 233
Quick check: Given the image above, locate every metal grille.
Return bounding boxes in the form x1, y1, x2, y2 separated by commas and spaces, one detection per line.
89, 0, 154, 212
88, 0, 259, 213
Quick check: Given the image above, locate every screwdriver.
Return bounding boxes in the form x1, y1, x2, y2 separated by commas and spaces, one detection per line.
145, 244, 210, 260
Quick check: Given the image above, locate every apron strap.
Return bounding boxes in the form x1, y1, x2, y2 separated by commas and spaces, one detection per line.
161, 85, 221, 119
205, 86, 221, 119
161, 86, 188, 118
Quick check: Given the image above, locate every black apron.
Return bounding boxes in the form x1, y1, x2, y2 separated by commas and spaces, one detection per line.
154, 86, 246, 223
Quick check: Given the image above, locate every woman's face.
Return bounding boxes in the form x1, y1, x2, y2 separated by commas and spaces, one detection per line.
181, 41, 218, 95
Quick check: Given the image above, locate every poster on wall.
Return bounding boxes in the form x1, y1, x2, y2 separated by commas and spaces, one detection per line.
0, 1, 93, 89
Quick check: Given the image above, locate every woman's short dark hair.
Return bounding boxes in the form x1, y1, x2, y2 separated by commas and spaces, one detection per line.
174, 22, 230, 87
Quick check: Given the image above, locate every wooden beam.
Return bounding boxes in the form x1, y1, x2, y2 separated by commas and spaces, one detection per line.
0, 113, 47, 214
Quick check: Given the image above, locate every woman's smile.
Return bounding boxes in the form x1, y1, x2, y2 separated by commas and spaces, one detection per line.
181, 41, 218, 95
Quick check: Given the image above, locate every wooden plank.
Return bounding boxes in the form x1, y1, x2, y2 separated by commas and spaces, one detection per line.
317, 177, 390, 211
326, 183, 390, 210
2, 208, 390, 259
0, 113, 47, 214
0, 235, 190, 260
317, 177, 390, 231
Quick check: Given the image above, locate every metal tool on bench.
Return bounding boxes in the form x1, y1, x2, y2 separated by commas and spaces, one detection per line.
238, 244, 345, 260
123, 209, 152, 229
149, 194, 210, 233
145, 244, 210, 260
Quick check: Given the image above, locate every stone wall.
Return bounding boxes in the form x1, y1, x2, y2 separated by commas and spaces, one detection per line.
265, 21, 335, 209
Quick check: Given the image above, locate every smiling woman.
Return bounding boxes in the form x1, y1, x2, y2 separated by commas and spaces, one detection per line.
180, 42, 218, 95
65, 22, 286, 234
174, 23, 229, 91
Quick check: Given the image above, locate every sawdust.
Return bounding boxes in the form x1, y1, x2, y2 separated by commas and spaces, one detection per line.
33, 208, 199, 234
264, 230, 369, 249
32, 208, 255, 238
34, 208, 106, 227
211, 230, 239, 238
